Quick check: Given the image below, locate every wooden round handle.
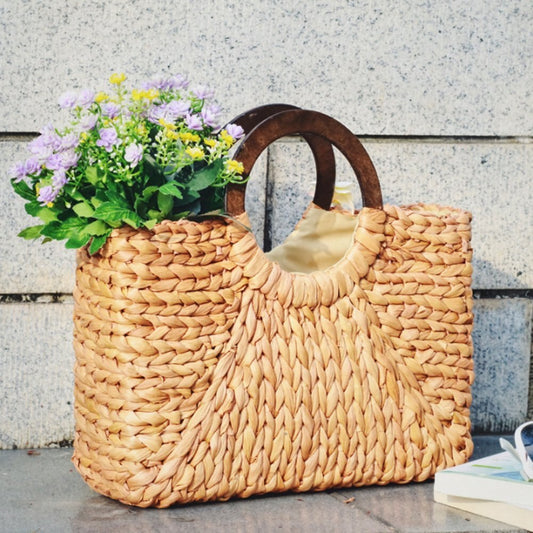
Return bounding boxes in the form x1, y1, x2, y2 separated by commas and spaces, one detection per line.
225, 109, 383, 216
223, 105, 336, 211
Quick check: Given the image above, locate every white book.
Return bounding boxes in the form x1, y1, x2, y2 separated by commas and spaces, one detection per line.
434, 451, 533, 530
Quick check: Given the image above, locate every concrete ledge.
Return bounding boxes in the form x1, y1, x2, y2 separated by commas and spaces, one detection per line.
0, 436, 522, 532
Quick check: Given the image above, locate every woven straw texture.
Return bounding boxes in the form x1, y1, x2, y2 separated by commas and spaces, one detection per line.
72, 203, 473, 507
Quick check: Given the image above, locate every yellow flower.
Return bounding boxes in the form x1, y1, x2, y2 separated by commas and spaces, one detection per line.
204, 138, 218, 148
95, 92, 109, 103
159, 118, 176, 130
219, 129, 235, 147
131, 89, 144, 101
165, 130, 180, 140
109, 72, 126, 85
132, 88, 159, 101
185, 146, 205, 160
145, 88, 159, 100
226, 159, 244, 174
136, 124, 147, 136
80, 132, 89, 141
179, 132, 201, 144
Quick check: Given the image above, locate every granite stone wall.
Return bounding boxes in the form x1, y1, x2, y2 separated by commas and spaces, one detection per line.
1, 0, 531, 448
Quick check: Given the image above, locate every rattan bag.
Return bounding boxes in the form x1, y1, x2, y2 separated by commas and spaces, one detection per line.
72, 108, 474, 507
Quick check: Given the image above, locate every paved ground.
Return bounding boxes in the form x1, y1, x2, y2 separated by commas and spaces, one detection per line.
0, 435, 526, 533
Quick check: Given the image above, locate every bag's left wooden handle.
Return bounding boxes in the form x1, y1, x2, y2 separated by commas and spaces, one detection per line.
223, 104, 336, 212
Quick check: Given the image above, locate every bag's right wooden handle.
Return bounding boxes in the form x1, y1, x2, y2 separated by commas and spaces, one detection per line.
223, 104, 336, 211
226, 109, 382, 216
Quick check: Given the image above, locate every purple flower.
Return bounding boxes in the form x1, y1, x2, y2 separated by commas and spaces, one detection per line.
101, 102, 120, 119
9, 161, 27, 182
58, 91, 77, 109
52, 169, 68, 189
124, 143, 143, 167
60, 149, 80, 169
141, 75, 168, 91
96, 127, 120, 152
79, 115, 98, 132
168, 74, 189, 90
165, 100, 190, 119
191, 85, 214, 100
225, 123, 245, 140
37, 185, 58, 205
77, 89, 95, 108
146, 105, 163, 124
149, 101, 189, 123
200, 105, 220, 128
24, 157, 42, 176
46, 153, 64, 171
60, 133, 79, 150
29, 128, 62, 159
29, 141, 54, 161
142, 74, 189, 91
185, 113, 203, 131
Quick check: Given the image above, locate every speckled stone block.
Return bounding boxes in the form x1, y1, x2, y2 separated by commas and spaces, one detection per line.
0, 301, 75, 449
267, 139, 532, 289
470, 298, 532, 433
0, 141, 76, 294
0, 1, 530, 135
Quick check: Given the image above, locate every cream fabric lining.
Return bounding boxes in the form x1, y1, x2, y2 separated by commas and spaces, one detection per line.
265, 203, 359, 274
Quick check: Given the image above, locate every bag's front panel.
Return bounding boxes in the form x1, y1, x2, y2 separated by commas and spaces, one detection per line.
73, 207, 473, 507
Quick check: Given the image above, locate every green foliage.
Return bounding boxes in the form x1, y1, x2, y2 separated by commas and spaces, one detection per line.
9, 73, 248, 254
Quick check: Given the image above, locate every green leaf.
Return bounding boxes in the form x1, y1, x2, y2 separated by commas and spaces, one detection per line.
83, 220, 108, 236
40, 218, 86, 240
90, 195, 105, 208
159, 181, 184, 199
104, 188, 129, 208
142, 185, 160, 200
63, 184, 86, 202
173, 188, 200, 207
124, 217, 140, 228
25, 202, 59, 223
85, 166, 100, 185
65, 233, 91, 249
18, 225, 44, 239
93, 202, 141, 228
157, 192, 173, 216
188, 160, 223, 191
143, 219, 158, 230
73, 201, 95, 217
11, 179, 35, 201
143, 155, 166, 184
88, 233, 111, 255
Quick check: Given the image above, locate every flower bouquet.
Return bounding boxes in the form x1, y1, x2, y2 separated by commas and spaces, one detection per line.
10, 73, 245, 254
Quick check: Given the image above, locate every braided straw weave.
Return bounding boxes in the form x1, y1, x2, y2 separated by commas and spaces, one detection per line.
72, 202, 473, 507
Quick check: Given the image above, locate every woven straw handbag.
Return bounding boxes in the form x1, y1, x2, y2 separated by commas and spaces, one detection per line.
72, 107, 474, 507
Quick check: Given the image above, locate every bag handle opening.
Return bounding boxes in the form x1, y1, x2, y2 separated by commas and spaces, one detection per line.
225, 108, 383, 216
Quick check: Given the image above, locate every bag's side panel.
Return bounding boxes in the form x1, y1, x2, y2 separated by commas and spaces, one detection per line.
72, 219, 249, 507
147, 208, 443, 505
361, 204, 474, 472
